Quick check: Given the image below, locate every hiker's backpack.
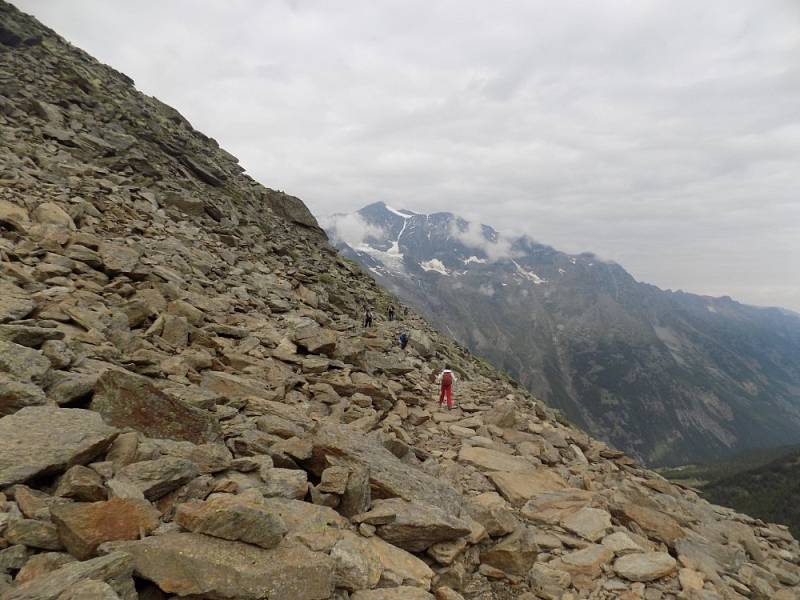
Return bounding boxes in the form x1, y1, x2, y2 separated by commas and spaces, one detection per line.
442, 371, 453, 387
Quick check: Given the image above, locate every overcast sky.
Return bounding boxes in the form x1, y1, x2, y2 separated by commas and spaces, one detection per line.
17, 0, 800, 310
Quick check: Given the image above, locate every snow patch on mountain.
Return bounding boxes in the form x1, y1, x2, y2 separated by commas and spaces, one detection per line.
356, 243, 406, 274
384, 204, 413, 219
421, 258, 449, 275
512, 260, 547, 284
464, 256, 487, 264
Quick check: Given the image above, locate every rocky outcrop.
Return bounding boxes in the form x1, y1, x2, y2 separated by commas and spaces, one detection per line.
0, 2, 799, 599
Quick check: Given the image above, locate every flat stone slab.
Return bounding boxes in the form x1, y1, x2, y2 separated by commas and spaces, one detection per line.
4, 552, 134, 600
104, 532, 334, 600
488, 469, 568, 506
0, 407, 118, 488
308, 424, 463, 513
356, 498, 471, 552
458, 446, 535, 472
614, 551, 677, 582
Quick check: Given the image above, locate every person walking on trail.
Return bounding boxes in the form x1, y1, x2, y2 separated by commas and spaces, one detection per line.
364, 307, 374, 328
399, 332, 409, 350
436, 366, 457, 410
388, 305, 395, 322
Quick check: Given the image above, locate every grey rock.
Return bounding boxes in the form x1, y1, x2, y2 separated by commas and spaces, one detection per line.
0, 340, 50, 383
357, 498, 471, 552
175, 494, 287, 549
103, 533, 334, 600
3, 552, 134, 600
0, 407, 118, 487
91, 369, 222, 444
114, 457, 199, 500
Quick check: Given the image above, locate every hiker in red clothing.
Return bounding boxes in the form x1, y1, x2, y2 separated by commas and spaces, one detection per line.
436, 366, 457, 409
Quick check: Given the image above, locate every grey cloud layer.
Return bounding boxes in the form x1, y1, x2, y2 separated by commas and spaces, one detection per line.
17, 0, 800, 309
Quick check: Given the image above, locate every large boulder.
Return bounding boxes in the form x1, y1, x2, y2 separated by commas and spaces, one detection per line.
364, 535, 434, 589
50, 498, 160, 560
465, 492, 518, 537
407, 330, 434, 358
98, 241, 141, 275
263, 189, 324, 232
175, 494, 288, 549
480, 527, 538, 576
291, 325, 338, 356
611, 503, 685, 547
104, 533, 335, 600
555, 544, 615, 578
31, 202, 75, 229
113, 457, 199, 500
614, 552, 678, 582
0, 407, 118, 488
560, 507, 612, 542
487, 469, 568, 507
91, 370, 221, 444
0, 340, 50, 383
352, 588, 435, 600
458, 446, 534, 473
355, 498, 471, 552
0, 375, 48, 417
307, 424, 463, 513
0, 281, 35, 323
330, 531, 383, 592
3, 552, 135, 600
0, 199, 29, 230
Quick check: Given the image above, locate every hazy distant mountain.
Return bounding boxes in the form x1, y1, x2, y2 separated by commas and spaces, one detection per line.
326, 202, 800, 466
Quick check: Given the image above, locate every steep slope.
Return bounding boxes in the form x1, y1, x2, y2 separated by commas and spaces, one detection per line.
327, 202, 800, 466
1, 3, 800, 599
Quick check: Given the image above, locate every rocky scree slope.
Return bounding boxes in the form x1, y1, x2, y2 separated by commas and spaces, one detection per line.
0, 3, 799, 599
328, 202, 800, 467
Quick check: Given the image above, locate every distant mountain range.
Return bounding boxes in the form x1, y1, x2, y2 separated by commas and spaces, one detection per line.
325, 202, 800, 466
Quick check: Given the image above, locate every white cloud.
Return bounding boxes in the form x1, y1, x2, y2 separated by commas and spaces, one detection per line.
450, 220, 518, 262
478, 283, 496, 297
15, 0, 800, 310
324, 213, 384, 248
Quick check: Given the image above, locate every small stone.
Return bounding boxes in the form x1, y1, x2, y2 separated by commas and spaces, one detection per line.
318, 466, 350, 495
55, 465, 107, 502
678, 567, 704, 591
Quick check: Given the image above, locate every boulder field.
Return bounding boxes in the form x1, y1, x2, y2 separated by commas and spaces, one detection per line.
0, 2, 799, 599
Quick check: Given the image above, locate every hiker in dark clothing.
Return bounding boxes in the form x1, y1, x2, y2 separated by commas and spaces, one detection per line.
364, 307, 374, 328
388, 305, 396, 321
399, 332, 409, 349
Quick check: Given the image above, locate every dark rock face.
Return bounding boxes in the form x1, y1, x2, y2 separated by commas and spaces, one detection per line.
328, 202, 800, 466
91, 370, 222, 444
264, 189, 325, 232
